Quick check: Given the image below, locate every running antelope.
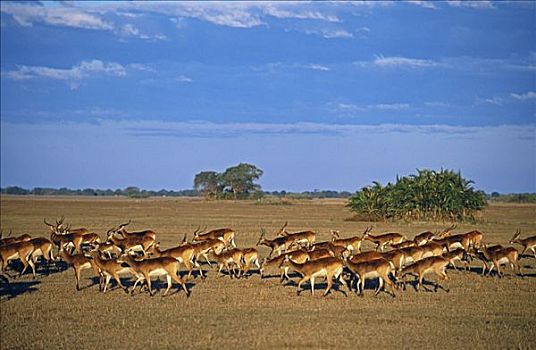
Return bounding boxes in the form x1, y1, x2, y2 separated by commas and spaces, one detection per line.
106, 232, 154, 256
509, 229, 536, 258
45, 219, 100, 254
58, 246, 100, 291
344, 257, 396, 297
148, 242, 201, 279
192, 226, 236, 248
330, 230, 363, 253
280, 256, 348, 296
442, 248, 470, 271
212, 248, 245, 278
119, 254, 189, 296
477, 244, 521, 278
257, 228, 295, 258
241, 248, 260, 277
0, 240, 36, 277
362, 227, 405, 252
189, 239, 226, 267
276, 222, 316, 249
89, 250, 134, 293
470, 244, 504, 275
399, 256, 450, 292
0, 230, 32, 246
260, 250, 309, 280
414, 224, 456, 247
97, 241, 122, 259
107, 220, 156, 242
29, 237, 55, 266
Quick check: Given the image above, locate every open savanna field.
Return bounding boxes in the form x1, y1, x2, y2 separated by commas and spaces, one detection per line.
1, 195, 535, 349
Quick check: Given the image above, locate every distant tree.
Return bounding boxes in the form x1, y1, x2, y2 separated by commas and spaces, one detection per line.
221, 163, 263, 199
193, 171, 220, 199
4, 186, 29, 195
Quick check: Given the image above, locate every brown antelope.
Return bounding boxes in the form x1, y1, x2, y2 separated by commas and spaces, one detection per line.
362, 227, 405, 252
434, 233, 470, 252
442, 248, 469, 271
107, 220, 156, 241
330, 229, 363, 253
419, 241, 447, 259
88, 250, 134, 293
119, 254, 189, 296
390, 240, 416, 250
349, 251, 383, 264
0, 240, 36, 277
189, 239, 225, 267
306, 248, 335, 260
148, 242, 201, 279
241, 248, 260, 276
470, 244, 504, 275
58, 246, 100, 290
96, 241, 122, 259
464, 230, 483, 248
509, 229, 536, 258
276, 222, 316, 249
256, 228, 295, 258
29, 237, 55, 265
400, 246, 425, 265
477, 244, 521, 278
344, 257, 396, 297
212, 248, 244, 278
0, 230, 32, 246
260, 250, 309, 280
192, 226, 236, 248
106, 233, 154, 256
280, 256, 348, 296
45, 218, 100, 253
399, 256, 450, 292
414, 224, 456, 246
380, 249, 406, 274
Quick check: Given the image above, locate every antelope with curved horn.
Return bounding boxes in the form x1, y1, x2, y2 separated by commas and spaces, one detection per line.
509, 229, 536, 258
147, 241, 202, 280
107, 220, 156, 242
256, 228, 295, 258
0, 230, 32, 247
118, 253, 189, 297
470, 244, 504, 275
45, 218, 100, 254
192, 226, 236, 248
399, 256, 450, 292
89, 250, 134, 293
106, 232, 155, 256
362, 227, 405, 252
259, 249, 309, 280
276, 222, 315, 249
280, 255, 348, 296
212, 248, 244, 279
344, 257, 396, 297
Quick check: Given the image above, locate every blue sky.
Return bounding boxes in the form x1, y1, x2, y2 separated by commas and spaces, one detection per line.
1, 1, 535, 193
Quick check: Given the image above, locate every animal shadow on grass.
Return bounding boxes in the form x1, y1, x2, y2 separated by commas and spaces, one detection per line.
282, 278, 347, 296
404, 278, 449, 293
0, 275, 41, 300
127, 278, 194, 297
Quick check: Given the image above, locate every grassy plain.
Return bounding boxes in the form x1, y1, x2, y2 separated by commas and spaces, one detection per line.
1, 196, 535, 349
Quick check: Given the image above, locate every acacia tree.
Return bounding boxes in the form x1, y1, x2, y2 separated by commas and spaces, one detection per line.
221, 163, 263, 199
193, 171, 220, 199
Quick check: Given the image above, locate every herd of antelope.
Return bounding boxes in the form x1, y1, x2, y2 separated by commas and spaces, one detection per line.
0, 218, 535, 298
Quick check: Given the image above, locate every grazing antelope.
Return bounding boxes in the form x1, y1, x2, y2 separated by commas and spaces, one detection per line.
442, 248, 470, 271
509, 229, 536, 258
362, 227, 405, 252
260, 250, 309, 280
399, 256, 450, 292
107, 220, 156, 242
89, 250, 134, 293
280, 256, 348, 296
344, 257, 396, 297
256, 229, 295, 258
45, 218, 100, 254
119, 254, 189, 296
276, 222, 316, 249
58, 246, 100, 291
330, 229, 363, 253
477, 245, 521, 278
148, 242, 201, 279
0, 240, 36, 278
212, 248, 245, 278
192, 226, 236, 248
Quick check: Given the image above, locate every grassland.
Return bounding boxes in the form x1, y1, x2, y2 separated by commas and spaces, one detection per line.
1, 196, 535, 349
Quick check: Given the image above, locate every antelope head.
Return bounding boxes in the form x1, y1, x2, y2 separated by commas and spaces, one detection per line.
331, 230, 340, 240
117, 219, 132, 232
276, 221, 289, 236
440, 224, 457, 237
362, 226, 373, 238
509, 229, 521, 244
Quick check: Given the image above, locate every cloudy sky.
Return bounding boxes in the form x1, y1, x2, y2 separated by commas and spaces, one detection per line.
1, 1, 534, 193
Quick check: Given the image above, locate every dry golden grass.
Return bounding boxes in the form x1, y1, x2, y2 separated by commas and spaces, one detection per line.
1, 196, 535, 349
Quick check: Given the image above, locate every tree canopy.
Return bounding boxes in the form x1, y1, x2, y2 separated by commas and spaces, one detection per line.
193, 163, 264, 199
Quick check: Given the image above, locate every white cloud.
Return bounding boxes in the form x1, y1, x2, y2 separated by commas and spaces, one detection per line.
447, 1, 495, 9
511, 91, 536, 101
405, 1, 438, 9
262, 5, 340, 22
321, 29, 354, 39
335, 102, 410, 113
303, 64, 330, 71
3, 60, 127, 89
372, 55, 438, 68
176, 75, 193, 83
483, 97, 504, 106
